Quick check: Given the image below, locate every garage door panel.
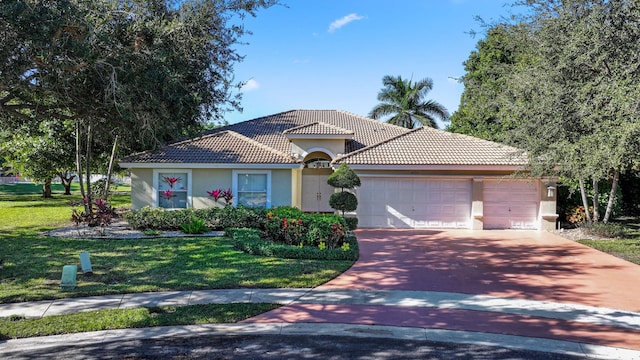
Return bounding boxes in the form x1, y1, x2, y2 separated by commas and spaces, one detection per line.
358, 178, 471, 229
483, 180, 539, 230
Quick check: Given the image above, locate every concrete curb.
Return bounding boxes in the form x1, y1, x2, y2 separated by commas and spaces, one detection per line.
2, 289, 640, 359
1, 322, 638, 360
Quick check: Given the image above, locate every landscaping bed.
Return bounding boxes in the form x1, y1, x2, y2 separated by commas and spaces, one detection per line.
554, 220, 640, 265
124, 205, 359, 261
0, 191, 356, 303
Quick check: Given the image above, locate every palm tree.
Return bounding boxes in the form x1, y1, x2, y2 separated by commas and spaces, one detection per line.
369, 75, 450, 129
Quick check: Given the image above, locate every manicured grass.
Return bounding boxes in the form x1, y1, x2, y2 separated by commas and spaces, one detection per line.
0, 186, 354, 303
0, 303, 279, 339
0, 182, 130, 196
0, 236, 353, 302
0, 193, 131, 236
577, 238, 640, 265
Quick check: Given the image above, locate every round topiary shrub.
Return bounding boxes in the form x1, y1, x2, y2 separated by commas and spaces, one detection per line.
329, 191, 357, 213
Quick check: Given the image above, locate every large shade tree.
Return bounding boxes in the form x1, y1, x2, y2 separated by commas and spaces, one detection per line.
452, 0, 640, 223
0, 0, 276, 208
448, 24, 531, 142
504, 0, 640, 223
369, 75, 449, 129
0, 119, 76, 197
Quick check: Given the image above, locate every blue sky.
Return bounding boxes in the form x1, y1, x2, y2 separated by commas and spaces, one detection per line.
226, 0, 517, 127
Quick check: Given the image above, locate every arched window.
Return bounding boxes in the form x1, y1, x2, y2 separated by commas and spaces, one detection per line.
304, 157, 331, 169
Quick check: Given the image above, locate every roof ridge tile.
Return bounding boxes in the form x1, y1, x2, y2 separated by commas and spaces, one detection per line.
283, 121, 354, 135
335, 110, 409, 131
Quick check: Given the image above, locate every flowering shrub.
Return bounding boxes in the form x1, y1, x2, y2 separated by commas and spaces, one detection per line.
222, 188, 233, 205
207, 189, 223, 202
566, 206, 593, 224
265, 208, 346, 249
71, 197, 118, 233
282, 218, 306, 245
207, 188, 233, 205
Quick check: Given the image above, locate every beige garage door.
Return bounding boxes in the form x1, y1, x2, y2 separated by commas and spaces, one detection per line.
357, 178, 471, 229
483, 180, 539, 229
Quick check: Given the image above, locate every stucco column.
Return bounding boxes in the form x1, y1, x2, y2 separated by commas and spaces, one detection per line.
291, 168, 303, 209
471, 178, 484, 230
539, 180, 559, 231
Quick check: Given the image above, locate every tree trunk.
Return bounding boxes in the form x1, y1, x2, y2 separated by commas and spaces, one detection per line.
592, 178, 600, 222
58, 172, 75, 195
85, 121, 93, 212
76, 121, 86, 206
578, 178, 592, 223
103, 135, 118, 200
603, 170, 620, 223
41, 178, 52, 198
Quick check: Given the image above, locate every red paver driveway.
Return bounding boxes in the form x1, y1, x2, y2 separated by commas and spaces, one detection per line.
248, 229, 640, 351
322, 229, 640, 312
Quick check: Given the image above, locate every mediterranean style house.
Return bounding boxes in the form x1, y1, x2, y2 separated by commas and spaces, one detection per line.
119, 110, 558, 230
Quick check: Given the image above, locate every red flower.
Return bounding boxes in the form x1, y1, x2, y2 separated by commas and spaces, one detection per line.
161, 190, 175, 199
207, 189, 223, 201
162, 176, 182, 188
222, 188, 233, 205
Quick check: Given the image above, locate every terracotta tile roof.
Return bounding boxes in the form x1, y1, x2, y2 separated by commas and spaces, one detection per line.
211, 110, 408, 154
120, 110, 527, 167
121, 110, 408, 164
334, 127, 527, 166
283, 122, 354, 136
120, 130, 299, 164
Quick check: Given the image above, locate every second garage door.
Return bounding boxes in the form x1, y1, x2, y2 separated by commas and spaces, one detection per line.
483, 180, 539, 229
357, 178, 471, 229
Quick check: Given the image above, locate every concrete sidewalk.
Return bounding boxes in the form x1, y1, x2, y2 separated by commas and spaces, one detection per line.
2, 288, 640, 359
2, 288, 639, 330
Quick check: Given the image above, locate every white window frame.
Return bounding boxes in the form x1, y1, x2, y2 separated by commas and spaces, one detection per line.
232, 170, 271, 208
153, 169, 193, 209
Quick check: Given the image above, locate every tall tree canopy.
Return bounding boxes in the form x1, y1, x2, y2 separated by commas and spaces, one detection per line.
448, 24, 531, 142
369, 75, 449, 129
451, 0, 640, 223
0, 0, 276, 202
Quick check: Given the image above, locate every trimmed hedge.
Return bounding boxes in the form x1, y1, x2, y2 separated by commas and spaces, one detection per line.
124, 206, 265, 231
124, 206, 359, 260
123, 207, 195, 230
229, 228, 359, 261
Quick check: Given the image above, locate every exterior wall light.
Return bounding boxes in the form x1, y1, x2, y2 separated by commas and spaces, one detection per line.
547, 185, 556, 198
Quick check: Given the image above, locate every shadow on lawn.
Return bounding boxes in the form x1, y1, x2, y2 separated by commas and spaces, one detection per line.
0, 233, 351, 303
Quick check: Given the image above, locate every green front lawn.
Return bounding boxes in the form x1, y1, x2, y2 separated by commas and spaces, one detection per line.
574, 221, 640, 265
0, 187, 353, 303
577, 238, 640, 265
0, 303, 278, 340
0, 235, 352, 302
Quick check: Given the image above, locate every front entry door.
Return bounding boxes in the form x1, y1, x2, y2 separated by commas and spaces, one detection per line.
302, 174, 334, 213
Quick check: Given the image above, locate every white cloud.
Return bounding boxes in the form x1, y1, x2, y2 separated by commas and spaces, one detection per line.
328, 13, 364, 33
242, 79, 260, 91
